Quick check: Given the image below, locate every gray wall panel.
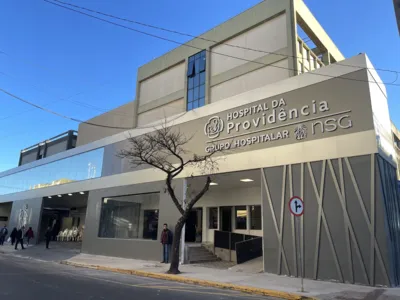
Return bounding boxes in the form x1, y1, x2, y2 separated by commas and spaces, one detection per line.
261, 154, 394, 286
82, 180, 182, 261
323, 163, 348, 282
282, 167, 295, 276
261, 181, 280, 274
302, 163, 318, 279
8, 198, 43, 245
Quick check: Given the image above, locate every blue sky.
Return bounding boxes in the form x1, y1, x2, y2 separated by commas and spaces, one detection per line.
0, 0, 399, 172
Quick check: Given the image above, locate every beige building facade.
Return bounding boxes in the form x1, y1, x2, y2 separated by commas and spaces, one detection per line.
0, 0, 400, 288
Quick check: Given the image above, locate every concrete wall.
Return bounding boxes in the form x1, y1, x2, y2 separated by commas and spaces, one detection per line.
0, 202, 12, 226
210, 13, 287, 76
77, 102, 135, 147
139, 62, 185, 107
210, 59, 290, 103
261, 154, 392, 286
82, 180, 183, 260
8, 198, 43, 245
134, 0, 295, 127
365, 57, 396, 162
137, 98, 185, 127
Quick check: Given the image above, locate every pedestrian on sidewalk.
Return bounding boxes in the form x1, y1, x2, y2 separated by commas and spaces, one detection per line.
160, 223, 173, 263
25, 227, 34, 245
10, 227, 17, 245
0, 224, 8, 245
45, 226, 52, 249
14, 227, 25, 250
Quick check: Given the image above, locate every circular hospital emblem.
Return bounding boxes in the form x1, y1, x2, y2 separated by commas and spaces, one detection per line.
294, 124, 307, 141
204, 116, 224, 139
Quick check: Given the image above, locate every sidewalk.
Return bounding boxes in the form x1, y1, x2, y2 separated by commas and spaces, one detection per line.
61, 253, 400, 300
0, 242, 80, 262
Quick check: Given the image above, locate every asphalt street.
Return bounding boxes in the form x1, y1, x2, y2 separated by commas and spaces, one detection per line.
0, 254, 279, 300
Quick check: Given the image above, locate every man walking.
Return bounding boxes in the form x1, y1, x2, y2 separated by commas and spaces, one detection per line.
45, 226, 52, 249
0, 224, 8, 245
160, 223, 173, 263
14, 227, 25, 250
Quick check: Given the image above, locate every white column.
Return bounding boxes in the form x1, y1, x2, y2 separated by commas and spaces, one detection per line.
180, 179, 187, 265
246, 205, 251, 233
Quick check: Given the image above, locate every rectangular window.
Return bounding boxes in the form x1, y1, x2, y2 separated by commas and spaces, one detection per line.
98, 193, 160, 240
235, 206, 247, 230
209, 207, 218, 229
250, 205, 262, 230
187, 50, 206, 111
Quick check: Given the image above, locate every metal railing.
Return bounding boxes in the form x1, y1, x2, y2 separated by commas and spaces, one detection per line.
214, 230, 262, 264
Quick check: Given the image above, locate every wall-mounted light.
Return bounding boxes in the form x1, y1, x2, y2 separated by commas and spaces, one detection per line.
68, 193, 73, 196
79, 192, 85, 195
210, 182, 218, 186
240, 178, 254, 182
48, 196, 52, 199
57, 195, 62, 198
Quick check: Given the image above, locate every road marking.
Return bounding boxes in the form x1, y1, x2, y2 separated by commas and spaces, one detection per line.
57, 271, 270, 299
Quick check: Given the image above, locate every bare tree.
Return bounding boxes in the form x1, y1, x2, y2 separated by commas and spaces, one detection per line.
118, 124, 222, 274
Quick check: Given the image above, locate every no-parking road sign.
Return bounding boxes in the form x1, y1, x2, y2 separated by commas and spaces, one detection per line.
289, 196, 304, 216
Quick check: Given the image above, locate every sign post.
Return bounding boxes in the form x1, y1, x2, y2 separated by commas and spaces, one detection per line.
289, 196, 305, 293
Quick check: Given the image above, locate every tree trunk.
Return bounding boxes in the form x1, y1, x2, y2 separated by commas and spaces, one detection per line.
167, 216, 186, 274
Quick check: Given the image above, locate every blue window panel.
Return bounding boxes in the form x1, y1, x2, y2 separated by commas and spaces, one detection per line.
187, 101, 193, 111
199, 97, 205, 107
194, 59, 200, 74
201, 50, 206, 58
199, 84, 205, 98
187, 89, 194, 102
193, 74, 200, 87
187, 61, 195, 77
200, 72, 205, 85
189, 56, 195, 62
192, 100, 199, 109
199, 57, 206, 72
193, 87, 199, 100
195, 52, 201, 60
188, 77, 194, 89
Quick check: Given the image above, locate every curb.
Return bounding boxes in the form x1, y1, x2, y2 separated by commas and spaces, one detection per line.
60, 261, 316, 300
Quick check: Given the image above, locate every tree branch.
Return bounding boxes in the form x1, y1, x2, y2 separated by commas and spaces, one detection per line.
166, 174, 184, 215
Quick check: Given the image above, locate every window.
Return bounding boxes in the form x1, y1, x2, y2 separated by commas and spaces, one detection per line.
235, 206, 247, 230
98, 193, 160, 240
250, 205, 262, 230
209, 207, 218, 229
187, 50, 206, 111
142, 209, 159, 240
0, 147, 104, 196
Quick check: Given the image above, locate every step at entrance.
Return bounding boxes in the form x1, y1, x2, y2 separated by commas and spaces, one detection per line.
187, 245, 220, 264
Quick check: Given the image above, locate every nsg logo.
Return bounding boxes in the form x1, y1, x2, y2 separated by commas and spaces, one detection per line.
204, 116, 224, 139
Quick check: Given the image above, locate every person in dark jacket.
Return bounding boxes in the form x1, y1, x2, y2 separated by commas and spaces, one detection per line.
160, 223, 173, 263
10, 228, 17, 245
0, 224, 8, 245
45, 226, 52, 249
25, 227, 34, 245
14, 227, 25, 250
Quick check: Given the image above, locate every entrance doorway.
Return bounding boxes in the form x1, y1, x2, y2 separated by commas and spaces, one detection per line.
220, 206, 232, 232
185, 208, 202, 243
40, 192, 88, 247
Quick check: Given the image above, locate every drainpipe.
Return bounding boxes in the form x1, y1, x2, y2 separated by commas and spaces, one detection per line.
180, 178, 187, 265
